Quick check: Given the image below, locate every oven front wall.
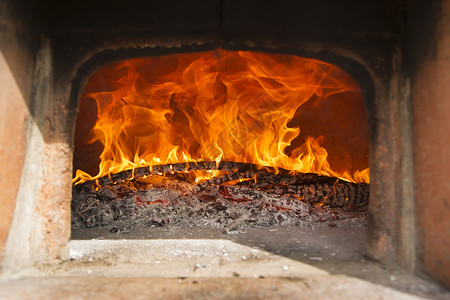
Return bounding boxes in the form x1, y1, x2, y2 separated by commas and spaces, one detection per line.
4, 0, 446, 287
0, 0, 39, 266
408, 0, 450, 287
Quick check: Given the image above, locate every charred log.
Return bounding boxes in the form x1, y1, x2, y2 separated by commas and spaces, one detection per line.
79, 161, 284, 187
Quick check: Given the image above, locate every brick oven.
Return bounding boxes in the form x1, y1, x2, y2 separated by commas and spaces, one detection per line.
0, 0, 449, 295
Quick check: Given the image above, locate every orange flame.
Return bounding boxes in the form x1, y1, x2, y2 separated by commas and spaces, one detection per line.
73, 49, 369, 184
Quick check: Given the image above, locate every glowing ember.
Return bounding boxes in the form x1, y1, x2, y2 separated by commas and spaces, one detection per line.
73, 48, 369, 185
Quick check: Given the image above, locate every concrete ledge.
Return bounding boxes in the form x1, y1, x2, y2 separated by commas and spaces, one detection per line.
0, 275, 444, 300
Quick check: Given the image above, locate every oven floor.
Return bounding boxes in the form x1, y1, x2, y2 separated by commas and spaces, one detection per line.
1, 227, 448, 299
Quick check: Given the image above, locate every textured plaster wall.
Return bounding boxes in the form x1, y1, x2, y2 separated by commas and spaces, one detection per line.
0, 0, 36, 265
0, 0, 71, 273
409, 0, 450, 287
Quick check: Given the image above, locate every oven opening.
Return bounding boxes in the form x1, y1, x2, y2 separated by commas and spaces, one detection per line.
71, 49, 370, 260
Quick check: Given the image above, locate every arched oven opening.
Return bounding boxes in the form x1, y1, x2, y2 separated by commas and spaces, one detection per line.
70, 48, 370, 251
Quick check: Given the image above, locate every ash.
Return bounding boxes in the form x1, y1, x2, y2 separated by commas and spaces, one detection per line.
72, 178, 367, 233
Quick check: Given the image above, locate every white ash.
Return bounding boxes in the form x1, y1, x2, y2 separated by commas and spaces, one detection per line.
71, 181, 368, 232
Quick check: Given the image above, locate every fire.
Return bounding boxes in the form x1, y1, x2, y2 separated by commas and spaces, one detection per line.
73, 48, 369, 185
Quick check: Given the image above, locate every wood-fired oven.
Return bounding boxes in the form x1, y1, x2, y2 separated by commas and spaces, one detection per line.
0, 0, 449, 294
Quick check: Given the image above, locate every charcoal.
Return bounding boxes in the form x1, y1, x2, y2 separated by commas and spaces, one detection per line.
135, 188, 183, 204
97, 187, 117, 200
72, 162, 369, 229
148, 217, 169, 227
98, 202, 114, 225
